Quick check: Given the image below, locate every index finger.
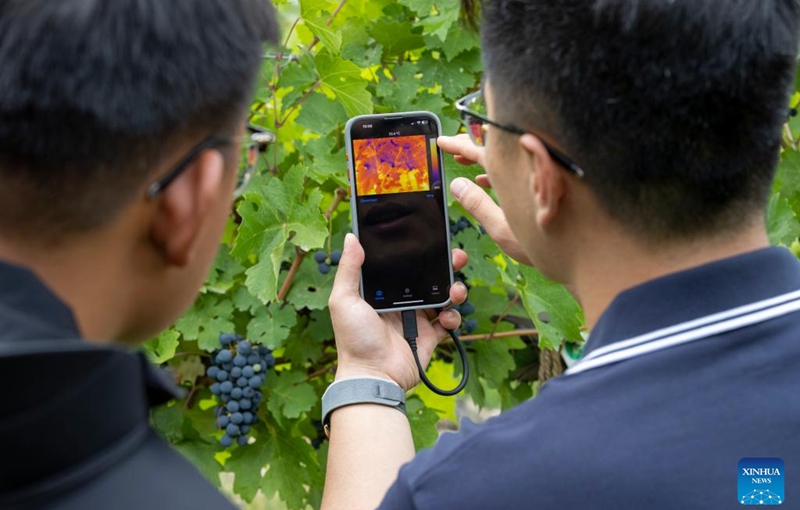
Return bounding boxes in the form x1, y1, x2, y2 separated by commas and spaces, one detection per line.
438, 134, 486, 168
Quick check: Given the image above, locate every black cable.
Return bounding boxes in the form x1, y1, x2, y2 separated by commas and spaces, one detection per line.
401, 309, 469, 396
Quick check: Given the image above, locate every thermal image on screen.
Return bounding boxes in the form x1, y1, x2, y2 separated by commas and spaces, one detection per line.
353, 135, 430, 196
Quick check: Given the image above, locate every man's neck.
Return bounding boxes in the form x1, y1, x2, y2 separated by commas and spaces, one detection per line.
571, 223, 771, 329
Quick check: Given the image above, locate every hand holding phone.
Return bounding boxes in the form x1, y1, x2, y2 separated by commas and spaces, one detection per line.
345, 112, 454, 312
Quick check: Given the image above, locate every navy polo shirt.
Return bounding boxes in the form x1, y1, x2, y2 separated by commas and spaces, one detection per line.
379, 247, 800, 509
0, 260, 236, 510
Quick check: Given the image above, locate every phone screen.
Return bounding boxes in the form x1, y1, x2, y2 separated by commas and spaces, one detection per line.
346, 112, 453, 311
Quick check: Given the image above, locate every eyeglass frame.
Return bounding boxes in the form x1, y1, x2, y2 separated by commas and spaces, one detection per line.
146, 124, 276, 199
455, 90, 586, 179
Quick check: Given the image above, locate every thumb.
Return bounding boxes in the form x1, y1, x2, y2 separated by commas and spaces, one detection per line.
331, 233, 365, 299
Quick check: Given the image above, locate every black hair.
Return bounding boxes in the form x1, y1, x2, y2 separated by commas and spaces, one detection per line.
481, 0, 800, 240
0, 0, 278, 241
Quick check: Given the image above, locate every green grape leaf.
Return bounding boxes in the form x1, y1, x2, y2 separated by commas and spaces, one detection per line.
517, 266, 583, 350
419, 2, 460, 41
296, 92, 348, 135
203, 248, 244, 294
174, 296, 235, 351
246, 302, 297, 350
303, 13, 342, 54
398, 0, 435, 15
259, 433, 322, 509
282, 329, 324, 364
417, 53, 478, 100
233, 166, 328, 303
314, 51, 373, 117
301, 136, 349, 186
142, 328, 180, 364
369, 20, 426, 58
233, 286, 263, 314
285, 256, 336, 311
307, 309, 334, 341
278, 53, 320, 109
227, 424, 320, 506
423, 22, 480, 60
767, 193, 800, 246
341, 20, 383, 67
406, 396, 440, 450
498, 381, 534, 411
453, 228, 502, 285
376, 64, 421, 110
471, 339, 518, 389
264, 370, 318, 419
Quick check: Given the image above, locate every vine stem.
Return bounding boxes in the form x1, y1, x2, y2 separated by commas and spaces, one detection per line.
277, 247, 307, 302
307, 0, 348, 51
300, 364, 336, 384
486, 292, 521, 340
326, 187, 348, 253
277, 80, 321, 127
275, 187, 348, 301
456, 328, 538, 342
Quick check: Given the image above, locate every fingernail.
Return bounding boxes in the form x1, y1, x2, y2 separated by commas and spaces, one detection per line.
343, 233, 355, 252
450, 178, 468, 199
443, 310, 457, 322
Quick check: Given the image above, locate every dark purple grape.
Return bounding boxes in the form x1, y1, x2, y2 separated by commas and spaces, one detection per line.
318, 262, 331, 274
313, 250, 327, 263
220, 434, 234, 447
219, 333, 238, 346
216, 350, 232, 363
330, 250, 342, 265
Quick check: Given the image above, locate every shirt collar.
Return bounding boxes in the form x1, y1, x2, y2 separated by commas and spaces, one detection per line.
584, 246, 800, 356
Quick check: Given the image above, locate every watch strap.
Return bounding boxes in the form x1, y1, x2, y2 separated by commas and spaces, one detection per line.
321, 377, 406, 437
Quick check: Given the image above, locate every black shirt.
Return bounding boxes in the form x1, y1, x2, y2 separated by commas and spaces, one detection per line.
0, 260, 236, 509
380, 247, 800, 509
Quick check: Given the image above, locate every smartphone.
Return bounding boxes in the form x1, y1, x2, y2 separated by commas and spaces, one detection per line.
345, 111, 454, 313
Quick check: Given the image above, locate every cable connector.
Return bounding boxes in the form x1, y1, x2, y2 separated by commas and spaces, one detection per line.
401, 309, 469, 396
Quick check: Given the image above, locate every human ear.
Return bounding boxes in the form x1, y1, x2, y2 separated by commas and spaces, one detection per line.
149, 149, 226, 267
518, 133, 565, 228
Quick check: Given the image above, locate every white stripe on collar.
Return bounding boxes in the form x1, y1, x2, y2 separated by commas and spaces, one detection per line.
566, 288, 800, 376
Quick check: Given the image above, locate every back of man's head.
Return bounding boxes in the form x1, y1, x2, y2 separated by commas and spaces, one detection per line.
481, 0, 800, 241
0, 0, 278, 243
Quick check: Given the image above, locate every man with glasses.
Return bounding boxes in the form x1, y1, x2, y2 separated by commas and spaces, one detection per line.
322, 1, 800, 509
0, 1, 276, 508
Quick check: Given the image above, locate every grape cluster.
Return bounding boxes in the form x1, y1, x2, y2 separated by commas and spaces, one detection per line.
314, 249, 342, 275
449, 216, 480, 336
452, 271, 478, 334
450, 216, 472, 237
207, 333, 275, 447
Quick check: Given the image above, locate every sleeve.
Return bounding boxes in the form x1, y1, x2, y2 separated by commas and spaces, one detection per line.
376, 469, 418, 510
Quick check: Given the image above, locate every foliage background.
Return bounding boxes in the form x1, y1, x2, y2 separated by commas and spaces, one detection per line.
144, 1, 800, 508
